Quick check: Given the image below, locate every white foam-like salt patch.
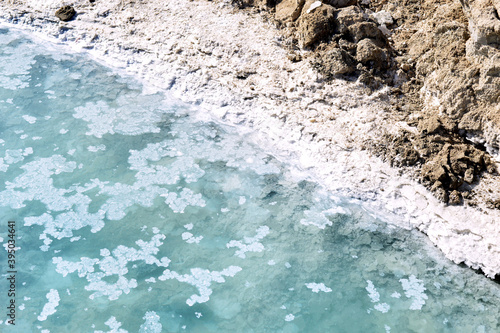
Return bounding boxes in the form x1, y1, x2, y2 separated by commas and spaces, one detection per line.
184, 223, 193, 230
285, 314, 295, 321
300, 210, 332, 229
161, 188, 206, 213
73, 96, 171, 138
400, 275, 428, 310
181, 232, 203, 244
139, 311, 162, 333
20, 134, 28, 139
391, 292, 401, 298
87, 144, 106, 152
268, 260, 276, 265
226, 226, 270, 258
68, 149, 76, 155
0, 158, 7, 172
305, 282, 332, 293
0, 38, 36, 90
59, 129, 68, 134
195, 312, 202, 318
32, 136, 43, 140
37, 289, 60, 321
22, 115, 37, 124
95, 316, 128, 333
366, 280, 380, 303
53, 234, 170, 300
221, 207, 230, 213
158, 265, 242, 306
4, 149, 25, 164
301, 206, 349, 229
374, 303, 390, 313
1, 157, 109, 249
239, 196, 246, 205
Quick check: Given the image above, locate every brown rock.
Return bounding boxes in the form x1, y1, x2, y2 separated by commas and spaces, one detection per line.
275, 0, 306, 22
464, 168, 475, 183
55, 6, 76, 22
448, 190, 463, 205
334, 5, 364, 35
349, 21, 384, 42
313, 47, 356, 76
298, 2, 335, 48
418, 115, 443, 135
355, 38, 387, 67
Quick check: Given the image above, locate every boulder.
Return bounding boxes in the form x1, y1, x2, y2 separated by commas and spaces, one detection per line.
316, 47, 356, 76
275, 0, 306, 22
355, 38, 387, 67
298, 2, 336, 47
55, 6, 76, 22
334, 5, 364, 35
349, 21, 384, 42
448, 190, 463, 205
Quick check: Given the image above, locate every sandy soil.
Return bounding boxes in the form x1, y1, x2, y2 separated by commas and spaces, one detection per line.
0, 0, 499, 279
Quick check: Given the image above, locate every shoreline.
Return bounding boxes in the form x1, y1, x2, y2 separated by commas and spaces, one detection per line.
1, 0, 499, 279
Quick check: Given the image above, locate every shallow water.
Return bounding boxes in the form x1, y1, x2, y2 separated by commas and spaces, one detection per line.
0, 27, 499, 333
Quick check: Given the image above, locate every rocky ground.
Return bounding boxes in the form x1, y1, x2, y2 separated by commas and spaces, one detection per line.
1, 0, 499, 279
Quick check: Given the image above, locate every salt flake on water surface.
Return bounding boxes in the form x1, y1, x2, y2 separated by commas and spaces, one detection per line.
305, 282, 332, 293
400, 275, 428, 310
139, 311, 162, 333
37, 289, 60, 321
226, 226, 270, 258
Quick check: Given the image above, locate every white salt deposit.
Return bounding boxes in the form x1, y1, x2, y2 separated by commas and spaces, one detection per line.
95, 316, 128, 333
226, 226, 270, 258
306, 1, 322, 14
305, 283, 332, 293
400, 275, 428, 310
366, 280, 380, 303
139, 311, 162, 333
37, 289, 60, 321
159, 265, 242, 306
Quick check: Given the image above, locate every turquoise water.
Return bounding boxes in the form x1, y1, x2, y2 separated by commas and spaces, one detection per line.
0, 26, 499, 332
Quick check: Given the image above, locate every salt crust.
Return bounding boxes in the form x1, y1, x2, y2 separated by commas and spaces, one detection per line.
95, 316, 127, 333
158, 265, 242, 306
366, 277, 427, 312
0, 0, 499, 277
53, 234, 171, 300
400, 275, 428, 310
226, 226, 270, 258
139, 311, 162, 333
305, 282, 332, 293
37, 289, 60, 321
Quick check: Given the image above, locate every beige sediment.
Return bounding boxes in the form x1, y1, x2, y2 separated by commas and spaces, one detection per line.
0, 0, 499, 278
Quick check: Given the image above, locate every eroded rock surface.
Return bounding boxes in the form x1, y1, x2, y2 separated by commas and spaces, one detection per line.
55, 5, 76, 21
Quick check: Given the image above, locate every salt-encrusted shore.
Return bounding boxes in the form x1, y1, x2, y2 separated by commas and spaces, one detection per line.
1, 0, 499, 278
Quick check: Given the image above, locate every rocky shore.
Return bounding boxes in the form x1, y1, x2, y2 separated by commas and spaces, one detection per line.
1, 0, 499, 279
